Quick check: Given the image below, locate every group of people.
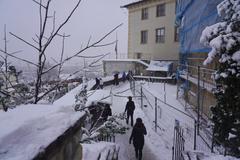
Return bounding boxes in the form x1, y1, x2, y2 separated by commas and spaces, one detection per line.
113, 70, 133, 85
125, 96, 147, 160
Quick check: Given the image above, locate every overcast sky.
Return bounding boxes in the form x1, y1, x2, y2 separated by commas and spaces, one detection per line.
0, 0, 132, 66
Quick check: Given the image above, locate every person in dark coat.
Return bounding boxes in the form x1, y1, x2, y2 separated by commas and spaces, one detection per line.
122, 72, 126, 82
95, 78, 100, 88
129, 118, 147, 160
124, 96, 135, 126
114, 73, 119, 85
101, 104, 112, 121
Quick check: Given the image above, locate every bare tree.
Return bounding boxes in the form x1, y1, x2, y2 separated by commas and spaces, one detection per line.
3, 0, 122, 104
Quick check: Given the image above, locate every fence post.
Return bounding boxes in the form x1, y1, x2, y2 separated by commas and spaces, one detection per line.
141, 84, 143, 109
176, 66, 179, 100
172, 128, 176, 160
197, 65, 200, 135
164, 82, 166, 104
194, 120, 197, 150
211, 129, 214, 153
133, 80, 135, 96
185, 65, 189, 109
155, 97, 158, 132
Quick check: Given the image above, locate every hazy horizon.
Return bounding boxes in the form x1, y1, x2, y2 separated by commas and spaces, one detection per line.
0, 0, 133, 67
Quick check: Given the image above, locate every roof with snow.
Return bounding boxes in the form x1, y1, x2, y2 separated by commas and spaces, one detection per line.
103, 59, 149, 67
59, 73, 78, 81
146, 60, 172, 72
122, 0, 148, 8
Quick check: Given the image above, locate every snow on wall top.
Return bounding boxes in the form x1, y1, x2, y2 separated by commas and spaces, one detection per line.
103, 59, 149, 67
146, 60, 172, 72
0, 80, 96, 160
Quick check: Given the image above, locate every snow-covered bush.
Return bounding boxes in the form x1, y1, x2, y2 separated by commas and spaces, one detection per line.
80, 114, 129, 143
200, 0, 240, 157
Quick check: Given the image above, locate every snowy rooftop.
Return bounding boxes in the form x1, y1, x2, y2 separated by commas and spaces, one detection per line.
59, 73, 78, 80
146, 60, 172, 72
103, 59, 149, 67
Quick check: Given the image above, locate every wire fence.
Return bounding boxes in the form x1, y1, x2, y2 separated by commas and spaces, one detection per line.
128, 72, 229, 158
129, 76, 197, 156
176, 64, 228, 155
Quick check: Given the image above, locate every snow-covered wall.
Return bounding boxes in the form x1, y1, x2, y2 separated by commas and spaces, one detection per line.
34, 115, 86, 160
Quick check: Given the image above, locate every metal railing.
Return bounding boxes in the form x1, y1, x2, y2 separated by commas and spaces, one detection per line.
176, 64, 229, 155
97, 146, 120, 160
128, 73, 230, 159
172, 123, 185, 160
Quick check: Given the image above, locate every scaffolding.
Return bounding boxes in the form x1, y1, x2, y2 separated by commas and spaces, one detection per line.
176, 0, 222, 65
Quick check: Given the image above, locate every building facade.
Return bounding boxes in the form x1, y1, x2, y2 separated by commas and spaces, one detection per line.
123, 0, 179, 61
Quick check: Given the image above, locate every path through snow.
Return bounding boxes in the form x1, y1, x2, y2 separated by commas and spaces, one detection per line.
104, 83, 165, 160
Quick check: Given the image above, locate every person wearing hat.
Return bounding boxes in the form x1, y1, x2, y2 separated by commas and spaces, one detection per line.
124, 96, 135, 126
129, 118, 147, 160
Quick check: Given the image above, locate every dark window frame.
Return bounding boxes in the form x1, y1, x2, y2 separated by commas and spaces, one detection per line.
141, 30, 148, 44
141, 7, 148, 20
156, 3, 166, 17
156, 27, 165, 43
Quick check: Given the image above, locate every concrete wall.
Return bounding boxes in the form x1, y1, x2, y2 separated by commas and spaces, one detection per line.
34, 115, 86, 160
103, 61, 136, 76
127, 0, 179, 61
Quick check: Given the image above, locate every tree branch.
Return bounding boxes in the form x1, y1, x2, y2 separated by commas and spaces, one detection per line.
42, 24, 122, 75
9, 32, 39, 51
0, 49, 38, 67
92, 40, 116, 48
42, 0, 82, 53
32, 0, 47, 9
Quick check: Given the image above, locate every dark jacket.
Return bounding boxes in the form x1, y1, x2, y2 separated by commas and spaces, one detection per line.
129, 122, 147, 149
125, 100, 135, 114
102, 106, 112, 120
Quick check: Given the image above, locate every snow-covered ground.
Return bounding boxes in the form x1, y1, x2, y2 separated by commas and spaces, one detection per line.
104, 82, 193, 160
0, 79, 238, 160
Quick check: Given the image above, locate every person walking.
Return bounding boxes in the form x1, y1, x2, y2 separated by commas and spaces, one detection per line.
129, 118, 147, 160
122, 71, 126, 82
95, 77, 100, 89
114, 73, 119, 85
99, 78, 103, 89
124, 96, 135, 126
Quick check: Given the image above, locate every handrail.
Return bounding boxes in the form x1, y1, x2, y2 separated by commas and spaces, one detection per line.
178, 63, 216, 72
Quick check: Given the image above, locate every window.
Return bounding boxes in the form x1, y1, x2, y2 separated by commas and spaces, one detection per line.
156, 3, 165, 17
174, 26, 179, 42
156, 28, 165, 43
136, 53, 142, 59
141, 30, 148, 44
141, 8, 148, 20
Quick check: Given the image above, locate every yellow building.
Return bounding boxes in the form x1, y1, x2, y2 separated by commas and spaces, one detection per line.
123, 0, 179, 61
